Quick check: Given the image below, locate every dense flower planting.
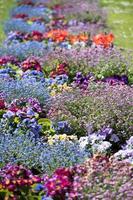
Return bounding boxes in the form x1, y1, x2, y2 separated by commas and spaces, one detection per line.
0, 0, 132, 199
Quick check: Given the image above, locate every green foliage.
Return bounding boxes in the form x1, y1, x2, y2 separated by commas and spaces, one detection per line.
0, 188, 44, 200
38, 118, 55, 136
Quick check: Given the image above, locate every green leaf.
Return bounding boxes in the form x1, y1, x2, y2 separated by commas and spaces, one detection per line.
38, 118, 51, 127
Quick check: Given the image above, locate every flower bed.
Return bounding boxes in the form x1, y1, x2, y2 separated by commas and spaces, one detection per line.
0, 0, 132, 199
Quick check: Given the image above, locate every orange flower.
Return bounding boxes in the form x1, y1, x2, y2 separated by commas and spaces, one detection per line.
93, 33, 114, 48
44, 30, 68, 42
68, 34, 89, 44
44, 30, 55, 39
44, 30, 90, 44
78, 33, 89, 42
106, 33, 115, 43
68, 35, 78, 44
93, 33, 105, 45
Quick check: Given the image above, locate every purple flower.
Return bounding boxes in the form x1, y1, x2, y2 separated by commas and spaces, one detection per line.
102, 75, 128, 85
110, 134, 120, 143
99, 127, 113, 137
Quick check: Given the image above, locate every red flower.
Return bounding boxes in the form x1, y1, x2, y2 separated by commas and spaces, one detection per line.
1, 164, 41, 193
8, 106, 20, 113
55, 168, 72, 178
68, 33, 89, 44
45, 167, 73, 197
52, 4, 63, 10
106, 33, 114, 43
0, 99, 6, 109
50, 71, 57, 78
24, 31, 44, 42
28, 17, 44, 23
0, 56, 18, 65
50, 63, 68, 78
13, 14, 28, 19
31, 31, 44, 41
17, 0, 34, 6
21, 57, 42, 71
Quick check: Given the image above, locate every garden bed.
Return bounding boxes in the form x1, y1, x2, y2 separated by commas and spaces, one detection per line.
0, 0, 132, 199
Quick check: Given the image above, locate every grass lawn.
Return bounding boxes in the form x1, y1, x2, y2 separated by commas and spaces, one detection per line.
0, 0, 15, 43
101, 0, 133, 49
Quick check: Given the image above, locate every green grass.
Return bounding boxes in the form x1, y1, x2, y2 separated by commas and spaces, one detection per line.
101, 0, 133, 49
0, 0, 15, 43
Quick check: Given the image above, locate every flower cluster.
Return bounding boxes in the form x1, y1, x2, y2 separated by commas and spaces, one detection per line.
0, 56, 18, 66
21, 56, 42, 71
50, 63, 68, 78
48, 134, 77, 145
0, 157, 133, 200
44, 29, 89, 43
8, 97, 42, 114
93, 33, 115, 48
0, 164, 41, 191
0, 164, 43, 199
41, 46, 133, 84
43, 165, 87, 199
73, 72, 93, 89
4, 19, 46, 34
0, 41, 48, 60
24, 30, 44, 41
0, 78, 49, 104
113, 136, 133, 164
11, 5, 52, 21
0, 132, 89, 174
48, 83, 133, 143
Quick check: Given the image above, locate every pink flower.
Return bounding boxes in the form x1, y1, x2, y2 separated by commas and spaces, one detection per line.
45, 168, 73, 198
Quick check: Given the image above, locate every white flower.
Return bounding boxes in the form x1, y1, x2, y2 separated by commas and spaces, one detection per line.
79, 136, 89, 149
93, 141, 112, 153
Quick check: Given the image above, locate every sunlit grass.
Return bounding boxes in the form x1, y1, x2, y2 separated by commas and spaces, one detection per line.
101, 0, 133, 49
0, 0, 15, 43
